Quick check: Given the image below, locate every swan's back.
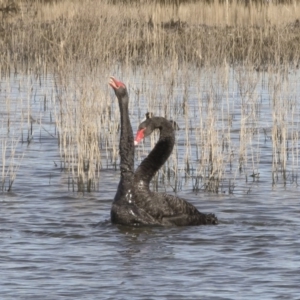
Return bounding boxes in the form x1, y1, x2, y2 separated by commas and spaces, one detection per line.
134, 191, 218, 226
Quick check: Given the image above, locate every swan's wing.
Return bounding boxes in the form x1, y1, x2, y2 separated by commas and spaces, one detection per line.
111, 201, 161, 226
141, 193, 218, 226
143, 192, 200, 215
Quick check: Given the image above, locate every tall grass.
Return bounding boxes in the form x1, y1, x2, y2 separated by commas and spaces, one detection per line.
0, 72, 27, 192
52, 71, 117, 192
0, 0, 299, 193
1, 0, 299, 70
268, 68, 299, 186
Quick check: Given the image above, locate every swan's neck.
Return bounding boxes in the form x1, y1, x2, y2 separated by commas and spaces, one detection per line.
118, 96, 134, 186
134, 126, 175, 187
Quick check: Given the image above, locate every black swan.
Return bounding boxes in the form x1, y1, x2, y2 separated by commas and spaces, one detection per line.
109, 77, 160, 226
145, 112, 180, 130
134, 116, 218, 225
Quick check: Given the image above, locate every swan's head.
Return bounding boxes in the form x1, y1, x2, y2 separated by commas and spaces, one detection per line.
109, 76, 127, 97
134, 118, 156, 146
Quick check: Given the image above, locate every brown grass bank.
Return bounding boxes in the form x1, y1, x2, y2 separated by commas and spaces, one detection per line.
0, 0, 299, 72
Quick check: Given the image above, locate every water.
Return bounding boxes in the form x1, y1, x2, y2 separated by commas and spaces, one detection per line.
1, 187, 300, 299
1, 69, 300, 299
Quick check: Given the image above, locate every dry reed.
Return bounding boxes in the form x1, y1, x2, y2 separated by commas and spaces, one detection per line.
0, 0, 299, 193
0, 0, 299, 70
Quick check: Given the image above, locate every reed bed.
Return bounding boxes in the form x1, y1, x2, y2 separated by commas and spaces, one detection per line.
0, 72, 30, 191
53, 71, 118, 192
0, 0, 300, 193
0, 0, 299, 70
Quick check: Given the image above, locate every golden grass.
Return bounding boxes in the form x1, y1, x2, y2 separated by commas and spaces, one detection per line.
0, 0, 299, 193
177, 1, 299, 27
53, 72, 114, 192
0, 0, 299, 71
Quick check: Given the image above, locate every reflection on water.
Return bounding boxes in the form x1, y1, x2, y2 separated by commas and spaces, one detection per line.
1, 69, 300, 299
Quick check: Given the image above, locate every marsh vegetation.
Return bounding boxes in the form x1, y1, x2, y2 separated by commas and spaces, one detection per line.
0, 0, 299, 193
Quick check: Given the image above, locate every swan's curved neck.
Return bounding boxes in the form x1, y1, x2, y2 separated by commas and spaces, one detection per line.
134, 120, 175, 187
118, 94, 134, 185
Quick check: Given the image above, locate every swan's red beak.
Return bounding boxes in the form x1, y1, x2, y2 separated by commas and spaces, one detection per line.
134, 128, 146, 146
109, 76, 126, 90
